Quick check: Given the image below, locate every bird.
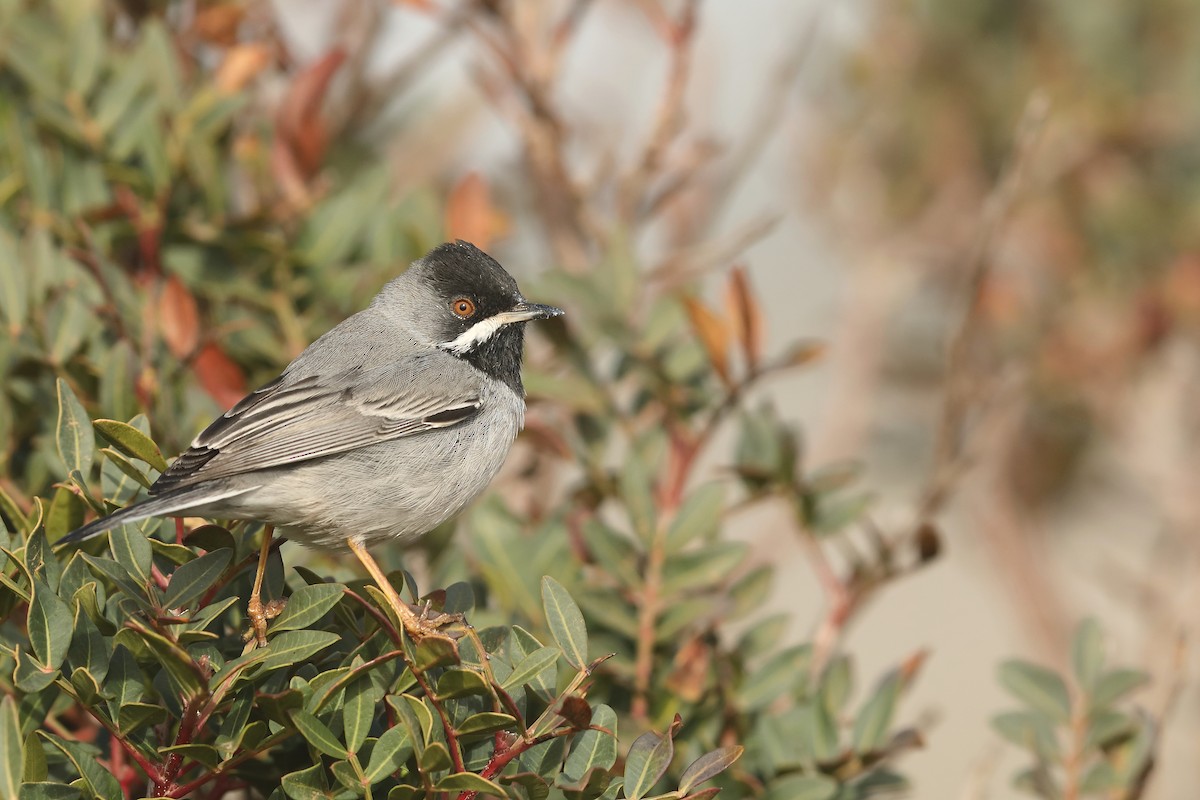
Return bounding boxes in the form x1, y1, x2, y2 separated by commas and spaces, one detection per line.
59, 240, 564, 646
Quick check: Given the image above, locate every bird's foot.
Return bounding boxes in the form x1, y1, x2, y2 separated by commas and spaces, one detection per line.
402, 601, 467, 642
244, 595, 287, 648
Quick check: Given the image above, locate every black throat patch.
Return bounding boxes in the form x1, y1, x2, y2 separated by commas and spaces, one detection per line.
457, 323, 526, 397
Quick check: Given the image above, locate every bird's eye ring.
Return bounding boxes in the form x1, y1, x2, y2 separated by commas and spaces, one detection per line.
451, 297, 476, 318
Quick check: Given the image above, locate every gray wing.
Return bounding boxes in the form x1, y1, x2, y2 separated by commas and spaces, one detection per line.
150, 365, 482, 495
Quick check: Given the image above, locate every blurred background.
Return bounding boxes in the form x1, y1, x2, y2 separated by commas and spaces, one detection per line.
1, 0, 1197, 796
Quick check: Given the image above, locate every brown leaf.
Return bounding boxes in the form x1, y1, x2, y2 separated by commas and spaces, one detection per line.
557, 695, 593, 730
192, 3, 245, 46
276, 49, 346, 179
665, 638, 711, 703
445, 172, 508, 250
682, 295, 731, 386
216, 43, 273, 94
724, 265, 764, 372
159, 275, 200, 359
914, 521, 941, 565
193, 343, 247, 410
780, 339, 825, 368
898, 649, 929, 687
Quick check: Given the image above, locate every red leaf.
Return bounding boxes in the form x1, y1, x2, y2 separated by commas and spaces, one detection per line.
193, 343, 247, 410
445, 172, 508, 250
159, 275, 200, 359
275, 49, 346, 181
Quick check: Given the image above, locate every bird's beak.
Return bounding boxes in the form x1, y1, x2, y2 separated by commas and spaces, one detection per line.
503, 301, 565, 322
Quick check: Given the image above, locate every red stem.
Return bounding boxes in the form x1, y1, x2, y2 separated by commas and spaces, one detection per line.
153, 695, 203, 795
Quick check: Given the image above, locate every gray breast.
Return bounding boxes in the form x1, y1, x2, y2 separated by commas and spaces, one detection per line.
234, 379, 525, 550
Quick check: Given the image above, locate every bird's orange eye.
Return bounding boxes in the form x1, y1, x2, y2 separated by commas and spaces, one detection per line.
451, 297, 476, 318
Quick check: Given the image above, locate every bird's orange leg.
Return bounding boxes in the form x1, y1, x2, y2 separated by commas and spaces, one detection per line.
345, 537, 461, 645
244, 525, 283, 647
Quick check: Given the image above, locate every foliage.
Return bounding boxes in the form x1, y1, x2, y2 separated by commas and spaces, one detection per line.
993, 621, 1155, 799
0, 1, 1166, 799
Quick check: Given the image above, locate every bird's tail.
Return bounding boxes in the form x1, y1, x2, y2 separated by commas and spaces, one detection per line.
56, 484, 257, 548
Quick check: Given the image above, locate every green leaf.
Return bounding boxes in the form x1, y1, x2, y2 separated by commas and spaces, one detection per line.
457, 712, 518, 737
619, 455, 657, 542
290, 710, 347, 759
1072, 618, 1104, 693
762, 774, 838, 800
27, 579, 73, 669
665, 484, 725, 551
127, 624, 204, 699
0, 696, 21, 800
433, 773, 507, 795
998, 660, 1072, 723
17, 783, 82, 800
109, 525, 153, 587
623, 730, 673, 800
992, 711, 1061, 760
158, 743, 220, 770
44, 487, 86, 542
541, 576, 588, 671
563, 704, 617, 782
271, 583, 345, 632
679, 746, 743, 795
163, 548, 231, 609
25, 529, 61, 591
1091, 668, 1149, 709
342, 676, 374, 754
1085, 709, 1134, 749
436, 668, 489, 699
99, 448, 153, 491
660, 541, 748, 595
364, 725, 413, 783
281, 764, 330, 800
852, 670, 902, 753
118, 703, 168, 732
38, 734, 122, 800
819, 656, 853, 715
22, 729, 46, 782
260, 630, 341, 672
66, 607, 109, 682
418, 741, 452, 773
1080, 762, 1121, 793
739, 645, 811, 711
502, 646, 560, 692
55, 379, 94, 478
802, 700, 839, 762
0, 483, 30, 535
13, 647, 56, 694
93, 419, 168, 472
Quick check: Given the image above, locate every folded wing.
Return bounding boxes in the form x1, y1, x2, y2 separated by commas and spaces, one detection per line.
150, 367, 481, 495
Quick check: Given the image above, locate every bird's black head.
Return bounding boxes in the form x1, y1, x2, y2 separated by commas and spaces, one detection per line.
379, 241, 563, 395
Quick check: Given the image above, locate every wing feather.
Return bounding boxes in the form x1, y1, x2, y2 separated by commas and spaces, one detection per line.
150, 365, 481, 495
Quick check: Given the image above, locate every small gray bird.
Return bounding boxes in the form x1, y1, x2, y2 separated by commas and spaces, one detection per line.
60, 240, 563, 645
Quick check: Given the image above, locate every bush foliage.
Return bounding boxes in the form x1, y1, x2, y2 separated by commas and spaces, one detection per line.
0, 2, 1159, 799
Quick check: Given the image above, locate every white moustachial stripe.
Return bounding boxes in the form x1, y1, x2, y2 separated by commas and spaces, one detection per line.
441, 311, 522, 354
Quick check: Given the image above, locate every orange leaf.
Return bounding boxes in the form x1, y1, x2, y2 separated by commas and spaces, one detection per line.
781, 340, 825, 368
159, 275, 200, 359
193, 343, 247, 410
216, 43, 273, 94
682, 295, 731, 386
192, 3, 245, 47
724, 265, 764, 372
445, 172, 508, 250
276, 49, 346, 178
